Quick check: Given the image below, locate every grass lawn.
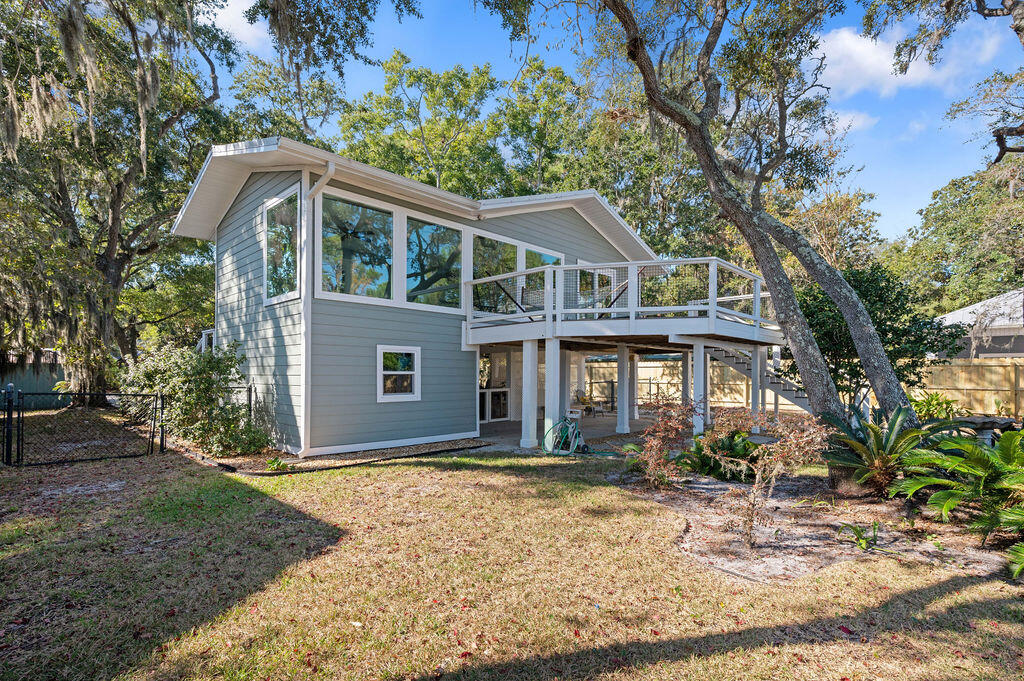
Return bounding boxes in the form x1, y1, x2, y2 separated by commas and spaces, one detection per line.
1, 451, 1022, 680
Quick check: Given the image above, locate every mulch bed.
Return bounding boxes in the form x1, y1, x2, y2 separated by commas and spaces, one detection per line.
611, 470, 1010, 583
210, 438, 491, 474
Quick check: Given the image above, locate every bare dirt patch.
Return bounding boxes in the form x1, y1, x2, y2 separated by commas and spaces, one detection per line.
611, 469, 1009, 582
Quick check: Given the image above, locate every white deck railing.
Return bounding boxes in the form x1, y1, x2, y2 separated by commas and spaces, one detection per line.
463, 258, 780, 343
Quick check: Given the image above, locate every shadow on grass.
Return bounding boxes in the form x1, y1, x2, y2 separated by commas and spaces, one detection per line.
406, 569, 1021, 681
0, 452, 342, 681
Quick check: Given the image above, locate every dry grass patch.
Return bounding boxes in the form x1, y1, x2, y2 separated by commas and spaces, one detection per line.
1, 452, 1022, 681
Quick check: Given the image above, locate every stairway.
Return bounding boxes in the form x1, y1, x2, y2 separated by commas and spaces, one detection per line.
706, 347, 811, 413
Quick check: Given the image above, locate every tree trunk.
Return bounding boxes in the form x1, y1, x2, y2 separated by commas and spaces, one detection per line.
686, 127, 845, 418
755, 212, 917, 423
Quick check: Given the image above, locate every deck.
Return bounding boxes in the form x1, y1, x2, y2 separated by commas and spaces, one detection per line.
463, 258, 784, 347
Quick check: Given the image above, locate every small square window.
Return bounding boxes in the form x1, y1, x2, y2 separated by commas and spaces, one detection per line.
377, 345, 421, 402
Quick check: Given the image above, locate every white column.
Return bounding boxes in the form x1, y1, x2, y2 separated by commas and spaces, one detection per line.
630, 353, 640, 419
758, 346, 768, 417
772, 345, 781, 418
616, 343, 630, 434
692, 341, 706, 435
680, 351, 691, 404
559, 348, 570, 416
575, 352, 586, 397
544, 339, 561, 449
521, 340, 539, 448
750, 346, 762, 418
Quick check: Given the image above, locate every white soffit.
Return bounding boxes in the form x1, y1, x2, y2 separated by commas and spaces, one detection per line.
172, 137, 657, 262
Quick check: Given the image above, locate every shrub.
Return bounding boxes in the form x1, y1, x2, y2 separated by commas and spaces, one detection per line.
626, 400, 699, 487
911, 391, 968, 421
892, 431, 1024, 540
823, 406, 954, 495
675, 429, 759, 483
119, 343, 272, 457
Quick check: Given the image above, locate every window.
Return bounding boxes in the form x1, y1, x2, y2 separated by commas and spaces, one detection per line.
407, 218, 461, 308
264, 191, 299, 302
322, 194, 393, 298
472, 235, 518, 314
377, 345, 421, 402
472, 235, 517, 279
525, 248, 561, 291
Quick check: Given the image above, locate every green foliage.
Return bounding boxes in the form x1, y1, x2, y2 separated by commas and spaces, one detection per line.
119, 343, 271, 457
266, 457, 294, 472
338, 50, 508, 198
892, 431, 1024, 539
823, 406, 954, 494
783, 263, 965, 403
674, 430, 760, 483
838, 521, 880, 552
1008, 542, 1024, 579
886, 156, 1024, 316
911, 391, 968, 421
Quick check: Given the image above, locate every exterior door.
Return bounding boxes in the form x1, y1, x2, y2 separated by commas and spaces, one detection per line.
479, 351, 510, 423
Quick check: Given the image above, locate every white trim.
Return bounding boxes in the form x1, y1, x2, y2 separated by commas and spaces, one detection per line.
377, 344, 421, 403
314, 185, 563, 316
262, 182, 302, 306
300, 430, 480, 458
317, 186, 397, 304
300, 169, 314, 455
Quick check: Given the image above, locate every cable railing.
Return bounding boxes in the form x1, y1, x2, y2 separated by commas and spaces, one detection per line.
464, 257, 779, 337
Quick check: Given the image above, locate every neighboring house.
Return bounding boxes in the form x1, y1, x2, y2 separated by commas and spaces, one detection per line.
173, 136, 796, 457
940, 288, 1024, 359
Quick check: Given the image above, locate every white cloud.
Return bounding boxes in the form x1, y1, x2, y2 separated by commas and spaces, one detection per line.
215, 0, 271, 52
833, 109, 879, 132
819, 26, 1002, 100
898, 116, 929, 142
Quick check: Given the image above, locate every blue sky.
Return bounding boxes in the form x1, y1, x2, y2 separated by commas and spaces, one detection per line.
214, 0, 1019, 240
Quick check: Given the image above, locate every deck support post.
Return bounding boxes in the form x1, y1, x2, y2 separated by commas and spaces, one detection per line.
772, 345, 781, 418
544, 339, 561, 450
750, 346, 762, 431
693, 341, 706, 435
616, 343, 630, 434
575, 352, 586, 398
521, 340, 539, 448
560, 349, 571, 417
630, 353, 640, 419
680, 351, 691, 404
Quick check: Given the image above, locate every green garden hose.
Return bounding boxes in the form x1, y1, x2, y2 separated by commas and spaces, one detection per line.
540, 417, 621, 457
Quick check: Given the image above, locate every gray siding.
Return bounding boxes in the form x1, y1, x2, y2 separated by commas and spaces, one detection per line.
215, 170, 303, 451
479, 208, 623, 264
309, 302, 476, 448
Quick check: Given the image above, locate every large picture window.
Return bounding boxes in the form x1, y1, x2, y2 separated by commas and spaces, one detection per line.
525, 248, 561, 292
264, 191, 299, 303
472, 235, 518, 314
322, 195, 393, 298
407, 218, 461, 308
377, 345, 421, 402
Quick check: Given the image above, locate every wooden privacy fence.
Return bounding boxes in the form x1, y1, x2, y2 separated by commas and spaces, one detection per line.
588, 357, 1024, 418
586, 359, 805, 413
917, 358, 1024, 418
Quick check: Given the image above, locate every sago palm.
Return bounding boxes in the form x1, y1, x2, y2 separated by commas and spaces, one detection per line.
824, 406, 954, 495
892, 431, 1024, 546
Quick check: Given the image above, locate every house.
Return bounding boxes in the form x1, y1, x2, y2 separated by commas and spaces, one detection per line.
939, 288, 1024, 359
173, 137, 797, 457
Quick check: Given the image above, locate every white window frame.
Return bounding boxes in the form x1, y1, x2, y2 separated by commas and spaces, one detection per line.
317, 187, 398, 305
313, 185, 564, 315
377, 344, 421, 403
262, 183, 302, 306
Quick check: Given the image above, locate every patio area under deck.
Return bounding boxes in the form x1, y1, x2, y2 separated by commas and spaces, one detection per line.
466, 257, 786, 451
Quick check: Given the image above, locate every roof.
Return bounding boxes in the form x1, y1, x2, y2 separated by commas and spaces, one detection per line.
939, 288, 1024, 328
172, 136, 657, 261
